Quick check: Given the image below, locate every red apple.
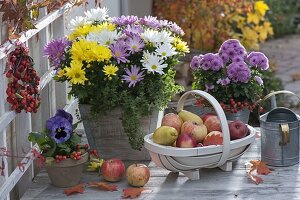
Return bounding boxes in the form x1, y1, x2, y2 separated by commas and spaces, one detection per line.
101, 158, 125, 182
204, 116, 222, 133
201, 113, 216, 123
161, 113, 183, 134
181, 121, 208, 143
126, 164, 150, 187
181, 121, 197, 135
203, 131, 223, 146
229, 120, 248, 140
176, 133, 197, 148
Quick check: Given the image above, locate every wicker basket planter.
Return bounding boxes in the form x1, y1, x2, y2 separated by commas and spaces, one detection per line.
79, 104, 164, 161
144, 90, 256, 180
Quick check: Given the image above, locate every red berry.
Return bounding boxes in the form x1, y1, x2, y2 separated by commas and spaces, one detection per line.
85, 144, 89, 149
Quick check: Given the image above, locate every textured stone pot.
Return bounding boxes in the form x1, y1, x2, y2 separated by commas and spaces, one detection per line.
45, 152, 88, 188
79, 104, 164, 161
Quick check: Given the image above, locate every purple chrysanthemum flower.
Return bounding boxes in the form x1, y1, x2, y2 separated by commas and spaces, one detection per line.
112, 15, 138, 26
55, 109, 73, 124
122, 65, 145, 87
218, 39, 247, 63
199, 53, 224, 71
247, 51, 269, 70
232, 56, 244, 63
227, 62, 251, 83
255, 75, 264, 86
43, 37, 71, 68
123, 25, 143, 37
217, 77, 231, 86
159, 20, 169, 27
190, 55, 203, 70
205, 83, 214, 92
46, 115, 72, 144
110, 41, 130, 64
139, 16, 160, 29
168, 21, 184, 35
126, 35, 144, 54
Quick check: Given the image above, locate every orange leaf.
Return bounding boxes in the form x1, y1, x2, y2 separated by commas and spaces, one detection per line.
247, 160, 272, 185
64, 184, 84, 196
247, 172, 264, 185
88, 182, 118, 191
122, 188, 145, 199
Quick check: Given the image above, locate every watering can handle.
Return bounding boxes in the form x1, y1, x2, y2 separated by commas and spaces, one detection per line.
259, 90, 300, 103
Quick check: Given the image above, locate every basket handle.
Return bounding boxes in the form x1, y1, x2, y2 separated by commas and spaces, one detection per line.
177, 90, 230, 168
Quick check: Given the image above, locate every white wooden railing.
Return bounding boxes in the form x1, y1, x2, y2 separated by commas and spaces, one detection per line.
0, 3, 81, 200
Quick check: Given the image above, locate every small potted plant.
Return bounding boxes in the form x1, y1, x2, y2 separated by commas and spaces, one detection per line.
190, 39, 270, 123
28, 109, 91, 187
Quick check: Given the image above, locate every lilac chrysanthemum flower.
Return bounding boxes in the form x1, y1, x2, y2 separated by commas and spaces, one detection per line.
227, 62, 251, 83
255, 75, 264, 86
123, 25, 143, 37
205, 83, 214, 92
168, 21, 184, 36
112, 15, 138, 26
46, 115, 72, 144
190, 55, 203, 70
110, 41, 130, 64
217, 77, 231, 86
218, 39, 247, 63
139, 16, 160, 29
126, 35, 144, 54
43, 37, 71, 68
247, 52, 269, 70
199, 53, 224, 71
122, 65, 145, 87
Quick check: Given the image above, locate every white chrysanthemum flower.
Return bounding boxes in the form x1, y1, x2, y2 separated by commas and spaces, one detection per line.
84, 7, 109, 22
143, 54, 168, 75
156, 30, 173, 44
141, 50, 155, 63
141, 29, 159, 43
68, 16, 87, 30
155, 43, 177, 59
86, 29, 122, 46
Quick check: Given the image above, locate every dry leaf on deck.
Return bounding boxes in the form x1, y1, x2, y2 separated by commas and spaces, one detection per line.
64, 184, 85, 196
122, 188, 146, 199
88, 182, 118, 191
247, 160, 272, 185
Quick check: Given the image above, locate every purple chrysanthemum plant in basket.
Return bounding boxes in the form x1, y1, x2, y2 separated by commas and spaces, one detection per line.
28, 109, 99, 165
191, 39, 269, 114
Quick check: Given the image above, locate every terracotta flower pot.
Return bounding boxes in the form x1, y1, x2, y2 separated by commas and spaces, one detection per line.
45, 152, 88, 187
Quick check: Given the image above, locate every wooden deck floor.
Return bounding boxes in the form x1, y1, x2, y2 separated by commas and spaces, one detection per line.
21, 135, 300, 200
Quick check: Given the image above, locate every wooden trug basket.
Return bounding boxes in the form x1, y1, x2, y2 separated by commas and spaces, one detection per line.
144, 90, 256, 180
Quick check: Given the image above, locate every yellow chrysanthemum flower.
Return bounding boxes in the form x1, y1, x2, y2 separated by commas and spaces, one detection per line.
103, 64, 118, 79
65, 60, 88, 85
68, 24, 95, 41
173, 37, 190, 53
255, 1, 269, 16
90, 22, 115, 33
70, 39, 112, 63
57, 69, 65, 78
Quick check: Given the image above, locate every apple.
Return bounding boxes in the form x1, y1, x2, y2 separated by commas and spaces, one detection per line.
181, 121, 208, 143
161, 113, 183, 134
229, 120, 248, 140
203, 131, 223, 146
204, 116, 222, 133
126, 164, 150, 187
201, 113, 216, 123
176, 133, 197, 148
101, 158, 125, 182
181, 121, 197, 135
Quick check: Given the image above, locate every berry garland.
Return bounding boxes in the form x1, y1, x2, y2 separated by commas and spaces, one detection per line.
5, 45, 41, 113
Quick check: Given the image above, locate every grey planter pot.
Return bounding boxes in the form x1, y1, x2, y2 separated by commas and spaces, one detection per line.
45, 152, 88, 188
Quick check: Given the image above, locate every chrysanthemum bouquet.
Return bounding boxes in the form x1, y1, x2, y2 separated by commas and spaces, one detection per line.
28, 109, 94, 163
191, 39, 269, 113
43, 7, 188, 150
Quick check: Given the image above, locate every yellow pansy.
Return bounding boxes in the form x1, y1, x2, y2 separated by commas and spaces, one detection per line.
264, 21, 274, 35
255, 1, 269, 16
242, 26, 259, 42
247, 12, 261, 24
255, 25, 268, 41
65, 60, 88, 85
102, 64, 118, 79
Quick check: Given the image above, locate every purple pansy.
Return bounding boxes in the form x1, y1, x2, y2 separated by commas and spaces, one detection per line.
247, 52, 269, 70
227, 62, 251, 83
43, 37, 71, 68
205, 83, 215, 92
217, 77, 231, 86
190, 55, 203, 70
126, 35, 144, 54
255, 75, 264, 85
110, 41, 130, 64
199, 53, 224, 71
112, 15, 138, 26
46, 116, 72, 144
55, 109, 73, 124
122, 65, 144, 87
218, 39, 247, 63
